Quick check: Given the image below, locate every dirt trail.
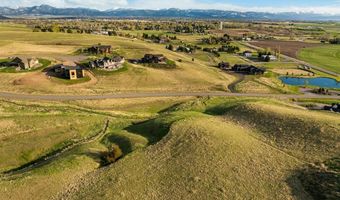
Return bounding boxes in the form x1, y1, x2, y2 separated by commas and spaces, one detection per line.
227, 72, 245, 93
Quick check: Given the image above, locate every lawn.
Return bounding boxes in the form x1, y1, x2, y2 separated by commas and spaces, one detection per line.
0, 58, 51, 73
298, 45, 340, 74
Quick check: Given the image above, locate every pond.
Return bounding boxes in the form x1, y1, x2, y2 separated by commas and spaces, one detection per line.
279, 77, 340, 89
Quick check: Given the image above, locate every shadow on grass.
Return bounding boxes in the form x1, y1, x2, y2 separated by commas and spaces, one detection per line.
287, 157, 340, 200
105, 134, 134, 155
124, 118, 171, 145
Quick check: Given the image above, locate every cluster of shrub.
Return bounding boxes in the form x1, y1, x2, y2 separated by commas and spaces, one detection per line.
201, 34, 231, 45
166, 44, 201, 54
329, 38, 340, 44
101, 144, 123, 166
143, 59, 177, 69
313, 88, 331, 95
142, 33, 177, 43
202, 43, 240, 57
257, 49, 274, 62
29, 20, 217, 35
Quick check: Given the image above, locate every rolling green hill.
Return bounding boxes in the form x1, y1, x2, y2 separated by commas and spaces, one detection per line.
57, 98, 339, 200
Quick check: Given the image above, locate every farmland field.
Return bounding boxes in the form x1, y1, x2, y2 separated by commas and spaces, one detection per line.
249, 40, 322, 58
298, 45, 340, 74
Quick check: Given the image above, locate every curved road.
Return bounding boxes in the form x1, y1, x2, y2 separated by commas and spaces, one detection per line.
0, 91, 339, 101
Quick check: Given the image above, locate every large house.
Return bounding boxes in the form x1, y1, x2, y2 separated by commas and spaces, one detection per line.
243, 51, 253, 58
87, 45, 112, 55
260, 55, 277, 62
232, 64, 266, 75
218, 62, 230, 70
141, 54, 167, 64
2, 57, 40, 70
89, 56, 125, 70
54, 65, 85, 80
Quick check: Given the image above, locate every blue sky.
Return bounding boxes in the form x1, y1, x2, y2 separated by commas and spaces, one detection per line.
2, 0, 340, 14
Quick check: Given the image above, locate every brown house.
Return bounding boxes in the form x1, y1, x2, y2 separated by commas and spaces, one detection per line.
141, 54, 167, 63
87, 45, 112, 55
54, 65, 85, 80
7, 57, 40, 70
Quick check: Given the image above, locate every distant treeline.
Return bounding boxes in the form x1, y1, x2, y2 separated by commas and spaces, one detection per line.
27, 19, 218, 34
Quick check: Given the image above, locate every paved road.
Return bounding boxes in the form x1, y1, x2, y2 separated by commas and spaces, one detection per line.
243, 42, 340, 77
0, 91, 339, 101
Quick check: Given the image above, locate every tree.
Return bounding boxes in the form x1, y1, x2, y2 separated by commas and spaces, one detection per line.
102, 144, 123, 166
167, 44, 174, 51
264, 55, 271, 62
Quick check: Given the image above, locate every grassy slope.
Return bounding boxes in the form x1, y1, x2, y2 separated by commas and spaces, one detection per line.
298, 45, 340, 74
0, 97, 338, 199
63, 115, 307, 200
0, 97, 190, 200
59, 97, 339, 200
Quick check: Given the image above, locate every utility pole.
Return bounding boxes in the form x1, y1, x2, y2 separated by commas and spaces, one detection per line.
278, 45, 281, 62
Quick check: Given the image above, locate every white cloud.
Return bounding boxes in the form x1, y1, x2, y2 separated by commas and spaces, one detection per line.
1, 0, 128, 10
1, 0, 340, 14
129, 0, 340, 15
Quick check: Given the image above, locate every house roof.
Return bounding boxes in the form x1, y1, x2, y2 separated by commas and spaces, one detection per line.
91, 45, 112, 49
62, 65, 83, 70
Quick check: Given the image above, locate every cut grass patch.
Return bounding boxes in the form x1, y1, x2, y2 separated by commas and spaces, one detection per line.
298, 45, 340, 74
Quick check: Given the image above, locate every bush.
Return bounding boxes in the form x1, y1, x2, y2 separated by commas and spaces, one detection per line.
101, 144, 123, 166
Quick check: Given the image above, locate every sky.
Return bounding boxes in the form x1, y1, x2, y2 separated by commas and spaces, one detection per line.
2, 0, 340, 14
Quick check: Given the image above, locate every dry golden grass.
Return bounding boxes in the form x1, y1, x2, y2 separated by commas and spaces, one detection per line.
0, 42, 76, 57
272, 69, 311, 76
0, 23, 234, 94
237, 80, 274, 93
60, 116, 307, 200
0, 97, 338, 200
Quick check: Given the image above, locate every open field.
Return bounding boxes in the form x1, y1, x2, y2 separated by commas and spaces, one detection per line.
249, 40, 322, 58
298, 45, 340, 74
0, 23, 233, 95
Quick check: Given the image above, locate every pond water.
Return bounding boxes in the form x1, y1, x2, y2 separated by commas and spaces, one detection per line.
280, 77, 340, 89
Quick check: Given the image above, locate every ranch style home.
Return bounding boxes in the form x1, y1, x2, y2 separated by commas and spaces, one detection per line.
0, 57, 40, 70
141, 54, 167, 64
54, 64, 85, 80
218, 62, 230, 70
243, 51, 253, 58
89, 56, 125, 70
87, 45, 112, 54
232, 64, 266, 75
260, 54, 277, 61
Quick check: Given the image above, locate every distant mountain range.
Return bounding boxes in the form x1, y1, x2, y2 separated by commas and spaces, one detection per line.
0, 15, 9, 19
1, 4, 340, 21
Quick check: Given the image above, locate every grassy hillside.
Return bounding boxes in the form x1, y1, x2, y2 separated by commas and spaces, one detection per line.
298, 45, 340, 74
56, 97, 339, 200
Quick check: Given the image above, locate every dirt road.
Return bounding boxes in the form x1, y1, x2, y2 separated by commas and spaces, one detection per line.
0, 91, 339, 101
